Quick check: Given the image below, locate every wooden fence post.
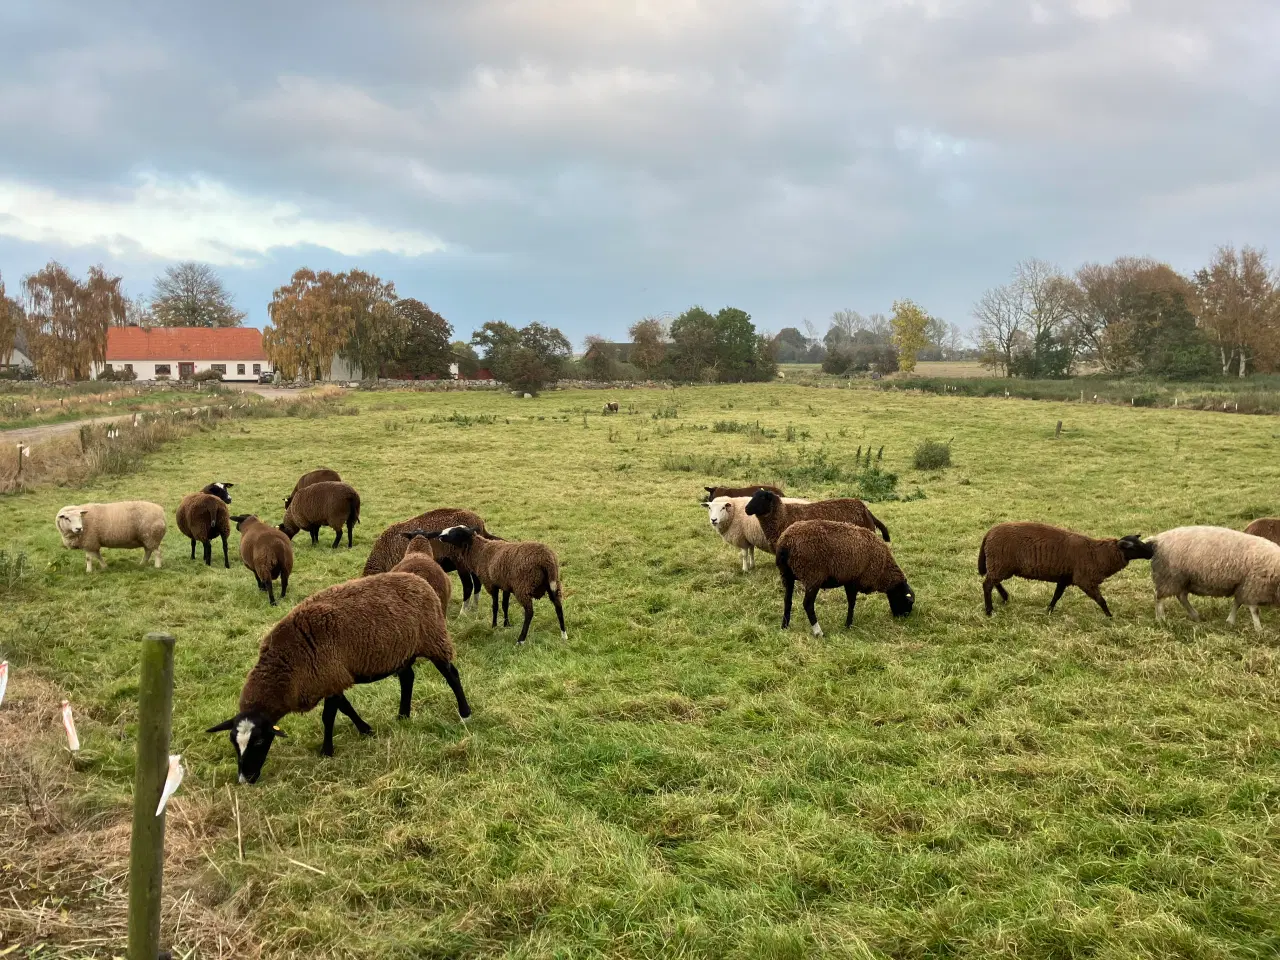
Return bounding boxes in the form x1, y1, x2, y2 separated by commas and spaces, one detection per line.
127, 632, 176, 960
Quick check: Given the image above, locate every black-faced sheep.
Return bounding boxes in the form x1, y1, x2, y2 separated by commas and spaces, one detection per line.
775, 520, 914, 636
1244, 517, 1280, 546
426, 525, 565, 645
55, 501, 167, 573
744, 489, 890, 546
704, 483, 783, 502
1148, 525, 1280, 631
176, 482, 234, 568
205, 572, 470, 782
703, 494, 810, 572
279, 480, 361, 549
285, 468, 342, 509
392, 532, 453, 614
230, 514, 294, 605
363, 508, 496, 610
978, 521, 1152, 617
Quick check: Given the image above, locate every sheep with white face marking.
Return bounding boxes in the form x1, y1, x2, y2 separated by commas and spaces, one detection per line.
279, 480, 361, 549
702, 495, 810, 572
55, 501, 167, 573
206, 572, 470, 783
744, 489, 891, 546
1148, 525, 1280, 631
176, 482, 234, 568
285, 468, 342, 509
230, 514, 294, 605
392, 532, 453, 614
426, 525, 566, 644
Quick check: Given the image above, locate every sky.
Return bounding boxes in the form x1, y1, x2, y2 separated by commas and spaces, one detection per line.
1, 1, 1277, 346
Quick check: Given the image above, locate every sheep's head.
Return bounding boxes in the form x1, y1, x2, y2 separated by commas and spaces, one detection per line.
278, 517, 300, 539
433, 525, 477, 549
706, 499, 733, 531
744, 489, 779, 517
886, 580, 915, 618
206, 712, 286, 784
400, 530, 436, 555
55, 506, 89, 546
229, 514, 257, 531
202, 482, 234, 504
1116, 534, 1154, 563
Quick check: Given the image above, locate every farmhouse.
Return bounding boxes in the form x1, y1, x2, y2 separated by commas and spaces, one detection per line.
93, 327, 272, 382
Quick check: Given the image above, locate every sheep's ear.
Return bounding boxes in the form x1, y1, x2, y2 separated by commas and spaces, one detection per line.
230, 514, 246, 523
699, 502, 710, 509
271, 725, 287, 738
223, 482, 235, 488
206, 718, 237, 733
424, 530, 443, 540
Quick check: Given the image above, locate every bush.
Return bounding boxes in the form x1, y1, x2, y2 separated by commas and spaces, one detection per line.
192, 368, 224, 383
98, 366, 138, 382
913, 439, 952, 470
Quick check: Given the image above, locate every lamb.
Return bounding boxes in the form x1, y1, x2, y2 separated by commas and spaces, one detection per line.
392, 532, 453, 613
774, 520, 915, 636
1147, 525, 1280, 631
1244, 517, 1280, 546
744, 488, 890, 547
279, 480, 361, 549
176, 482, 234, 568
55, 501, 167, 573
426, 525, 566, 644
230, 514, 294, 605
363, 508, 496, 610
205, 572, 471, 782
702, 495, 810, 572
284, 467, 342, 509
704, 483, 783, 502
978, 521, 1152, 617
603, 400, 620, 414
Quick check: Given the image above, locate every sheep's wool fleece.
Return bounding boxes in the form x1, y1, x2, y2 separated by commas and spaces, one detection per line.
778, 521, 904, 592
239, 519, 294, 582
363, 508, 487, 575
284, 481, 360, 530
392, 553, 452, 612
473, 539, 561, 601
1243, 518, 1280, 547
240, 573, 453, 717
1151, 525, 1280, 603
758, 497, 882, 545
177, 493, 230, 542
980, 521, 1126, 586
58, 501, 166, 551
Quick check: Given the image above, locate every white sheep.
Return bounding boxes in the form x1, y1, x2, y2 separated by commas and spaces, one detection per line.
1148, 525, 1280, 631
55, 501, 168, 573
702, 495, 809, 572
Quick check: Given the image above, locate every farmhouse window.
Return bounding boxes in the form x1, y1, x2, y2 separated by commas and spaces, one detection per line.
211, 364, 227, 375
154, 364, 171, 376
237, 363, 245, 375
124, 364, 133, 373
253, 363, 261, 374
104, 363, 113, 373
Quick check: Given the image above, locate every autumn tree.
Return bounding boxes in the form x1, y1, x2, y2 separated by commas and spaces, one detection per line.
974, 259, 1079, 377
263, 269, 351, 380
1194, 246, 1278, 377
582, 335, 617, 380
334, 270, 401, 378
1074, 258, 1194, 372
628, 316, 668, 375
150, 261, 246, 327
0, 272, 22, 365
21, 262, 125, 380
889, 299, 932, 374
471, 320, 571, 393
390, 298, 453, 377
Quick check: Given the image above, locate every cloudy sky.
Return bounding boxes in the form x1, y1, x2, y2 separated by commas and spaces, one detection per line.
1, 1, 1277, 344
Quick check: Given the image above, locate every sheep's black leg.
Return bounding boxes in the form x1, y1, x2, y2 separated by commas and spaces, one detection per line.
267, 580, 277, 605
803, 585, 822, 637
551, 592, 567, 639
332, 527, 343, 549
189, 538, 196, 560
458, 571, 473, 610
309, 526, 320, 546
490, 586, 500, 627
320, 697, 339, 756
502, 590, 511, 627
280, 571, 289, 598
1081, 585, 1112, 618
996, 583, 1010, 603
221, 534, 230, 569
516, 600, 534, 645
1048, 579, 1071, 612
397, 667, 415, 719
203, 540, 212, 566
255, 576, 265, 590
844, 584, 858, 627
983, 578, 1002, 616
347, 520, 353, 549
781, 570, 795, 629
471, 572, 482, 606
431, 658, 471, 719
335, 693, 373, 736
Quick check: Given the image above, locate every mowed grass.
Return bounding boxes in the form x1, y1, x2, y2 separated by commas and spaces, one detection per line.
3, 384, 1280, 959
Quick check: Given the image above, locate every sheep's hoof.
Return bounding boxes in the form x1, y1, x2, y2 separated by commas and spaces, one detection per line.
811, 624, 823, 638
319, 744, 334, 757
359, 727, 376, 737
561, 631, 568, 641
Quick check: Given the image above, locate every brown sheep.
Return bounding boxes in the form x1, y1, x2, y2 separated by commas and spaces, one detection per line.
285, 468, 342, 509
775, 520, 914, 636
280, 480, 361, 549
363, 507, 496, 609
1244, 517, 1280, 546
205, 572, 470, 782
704, 483, 783, 501
978, 521, 1152, 617
427, 525, 565, 645
603, 400, 620, 414
231, 514, 294, 605
745, 488, 890, 546
392, 532, 453, 614
176, 482, 233, 568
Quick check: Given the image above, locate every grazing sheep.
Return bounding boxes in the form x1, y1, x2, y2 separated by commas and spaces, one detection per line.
205, 572, 471, 782
176, 483, 234, 568
603, 400, 620, 414
392, 532, 453, 614
978, 521, 1152, 617
1244, 517, 1280, 546
1148, 525, 1280, 631
775, 520, 915, 636
704, 484, 783, 502
745, 489, 890, 547
427, 525, 565, 644
702, 495, 810, 572
285, 468, 342, 509
231, 514, 294, 605
55, 501, 167, 573
363, 508, 495, 610
280, 480, 361, 549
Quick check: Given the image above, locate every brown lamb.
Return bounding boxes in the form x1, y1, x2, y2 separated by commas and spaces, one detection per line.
429, 525, 566, 645
231, 514, 294, 605
280, 480, 361, 549
392, 534, 453, 614
705, 483, 783, 501
775, 520, 914, 635
176, 491, 232, 568
285, 467, 342, 509
745, 488, 890, 546
363, 507, 496, 609
978, 521, 1152, 618
1244, 517, 1280, 546
205, 573, 471, 783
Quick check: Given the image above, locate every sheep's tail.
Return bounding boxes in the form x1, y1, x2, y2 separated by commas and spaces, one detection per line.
870, 510, 891, 542
977, 534, 987, 575
545, 555, 562, 596
348, 495, 361, 528
776, 544, 794, 580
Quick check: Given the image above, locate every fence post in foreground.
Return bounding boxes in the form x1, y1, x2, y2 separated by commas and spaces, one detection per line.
127, 632, 176, 960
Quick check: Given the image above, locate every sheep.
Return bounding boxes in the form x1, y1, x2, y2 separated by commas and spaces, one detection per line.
363, 508, 496, 610
744, 488, 890, 547
978, 521, 1152, 617
206, 572, 470, 781
1243, 517, 1280, 546
702, 495, 810, 572
285, 467, 342, 509
704, 483, 783, 502
230, 514, 294, 605
603, 400, 620, 414
1147, 525, 1280, 631
775, 520, 915, 636
279, 480, 361, 549
176, 482, 234, 568
425, 525, 565, 645
55, 501, 167, 573
392, 532, 453, 613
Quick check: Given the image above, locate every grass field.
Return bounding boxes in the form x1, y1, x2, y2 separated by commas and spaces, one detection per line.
3, 384, 1279, 958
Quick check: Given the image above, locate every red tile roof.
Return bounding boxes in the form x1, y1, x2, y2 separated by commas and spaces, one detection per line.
106, 326, 267, 361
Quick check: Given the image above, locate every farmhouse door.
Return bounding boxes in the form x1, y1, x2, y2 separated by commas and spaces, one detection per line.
179, 362, 195, 380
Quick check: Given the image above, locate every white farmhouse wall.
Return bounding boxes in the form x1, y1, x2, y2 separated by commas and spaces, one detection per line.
93, 358, 273, 382
2, 345, 33, 369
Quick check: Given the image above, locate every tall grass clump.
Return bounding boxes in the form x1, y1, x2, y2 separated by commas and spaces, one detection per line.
913, 439, 952, 470
0, 548, 28, 591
